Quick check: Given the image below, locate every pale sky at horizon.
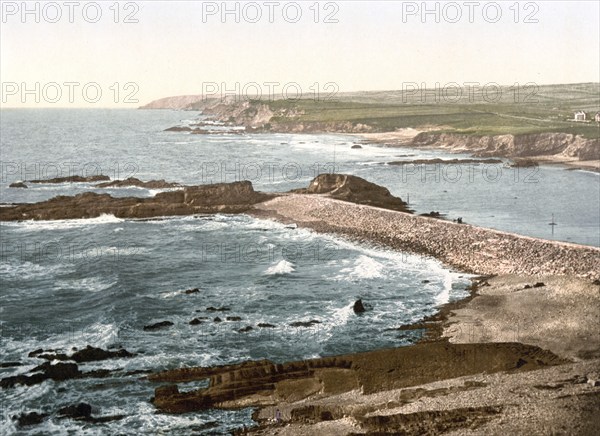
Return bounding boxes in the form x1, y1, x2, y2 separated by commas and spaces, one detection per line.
1, 0, 599, 107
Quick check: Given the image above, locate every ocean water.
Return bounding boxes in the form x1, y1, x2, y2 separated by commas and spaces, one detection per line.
0, 109, 598, 434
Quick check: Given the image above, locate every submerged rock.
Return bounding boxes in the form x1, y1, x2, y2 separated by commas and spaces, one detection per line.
1, 362, 81, 388
58, 403, 92, 419
290, 320, 321, 328
71, 346, 134, 362
13, 412, 48, 427
206, 306, 231, 312
9, 181, 27, 188
95, 177, 181, 189
164, 126, 192, 132
143, 321, 174, 331
28, 175, 110, 184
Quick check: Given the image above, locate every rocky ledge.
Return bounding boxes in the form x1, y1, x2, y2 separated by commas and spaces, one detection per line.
150, 342, 564, 414
0, 174, 409, 221
291, 174, 410, 213
0, 181, 272, 221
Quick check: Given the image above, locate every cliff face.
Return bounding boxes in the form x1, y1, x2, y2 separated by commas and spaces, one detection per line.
411, 132, 600, 161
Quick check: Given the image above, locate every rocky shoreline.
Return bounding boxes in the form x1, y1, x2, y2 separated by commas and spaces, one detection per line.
4, 174, 599, 434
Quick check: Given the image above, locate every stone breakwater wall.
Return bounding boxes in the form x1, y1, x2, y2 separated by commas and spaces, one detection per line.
253, 195, 600, 280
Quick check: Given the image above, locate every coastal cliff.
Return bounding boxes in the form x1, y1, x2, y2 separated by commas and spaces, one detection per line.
410, 131, 600, 161
153, 97, 600, 163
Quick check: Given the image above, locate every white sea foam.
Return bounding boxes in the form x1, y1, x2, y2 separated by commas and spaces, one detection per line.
265, 260, 295, 275
4, 213, 123, 231
340, 255, 385, 279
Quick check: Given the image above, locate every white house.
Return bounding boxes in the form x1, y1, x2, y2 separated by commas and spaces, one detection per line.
574, 111, 587, 122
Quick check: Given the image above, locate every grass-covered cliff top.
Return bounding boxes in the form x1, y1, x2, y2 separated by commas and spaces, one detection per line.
165, 83, 600, 137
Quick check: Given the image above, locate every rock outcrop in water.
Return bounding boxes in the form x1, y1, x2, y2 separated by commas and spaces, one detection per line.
95, 177, 181, 189
27, 175, 110, 184
293, 174, 410, 213
0, 181, 273, 221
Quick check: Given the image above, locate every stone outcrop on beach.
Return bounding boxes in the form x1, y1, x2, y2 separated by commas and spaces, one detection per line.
0, 181, 273, 221
150, 342, 564, 414
293, 174, 410, 212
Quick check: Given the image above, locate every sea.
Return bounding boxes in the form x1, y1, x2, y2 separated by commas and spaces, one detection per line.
0, 108, 598, 435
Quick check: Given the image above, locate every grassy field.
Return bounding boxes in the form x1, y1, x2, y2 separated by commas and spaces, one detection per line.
262, 83, 600, 137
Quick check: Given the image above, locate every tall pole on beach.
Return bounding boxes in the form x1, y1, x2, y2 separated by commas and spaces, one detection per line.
549, 214, 557, 236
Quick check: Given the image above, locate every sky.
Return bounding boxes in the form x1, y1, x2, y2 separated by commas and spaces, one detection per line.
1, 0, 599, 107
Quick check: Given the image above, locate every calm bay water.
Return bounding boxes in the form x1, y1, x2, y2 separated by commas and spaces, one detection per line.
0, 109, 597, 434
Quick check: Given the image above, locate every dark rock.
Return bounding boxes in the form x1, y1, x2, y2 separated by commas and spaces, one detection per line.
9, 181, 27, 188
0, 181, 274, 221
389, 158, 503, 165
238, 326, 253, 333
95, 177, 181, 189
592, 279, 600, 286
353, 299, 366, 314
351, 144, 362, 149
37, 352, 69, 361
213, 317, 222, 322
41, 362, 81, 380
13, 412, 48, 426
206, 306, 231, 312
510, 158, 538, 168
1, 361, 22, 368
421, 280, 430, 283
533, 282, 545, 288
28, 348, 44, 357
57, 403, 92, 419
189, 318, 203, 325
71, 345, 134, 362
28, 175, 110, 184
290, 320, 321, 328
226, 316, 242, 321
257, 323, 276, 328
524, 284, 532, 289
184, 288, 200, 294
164, 126, 192, 132
293, 174, 410, 213
143, 321, 174, 331
421, 211, 442, 218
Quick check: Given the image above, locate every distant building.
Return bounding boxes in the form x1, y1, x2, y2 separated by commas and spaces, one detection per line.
595, 112, 600, 122
574, 111, 587, 121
